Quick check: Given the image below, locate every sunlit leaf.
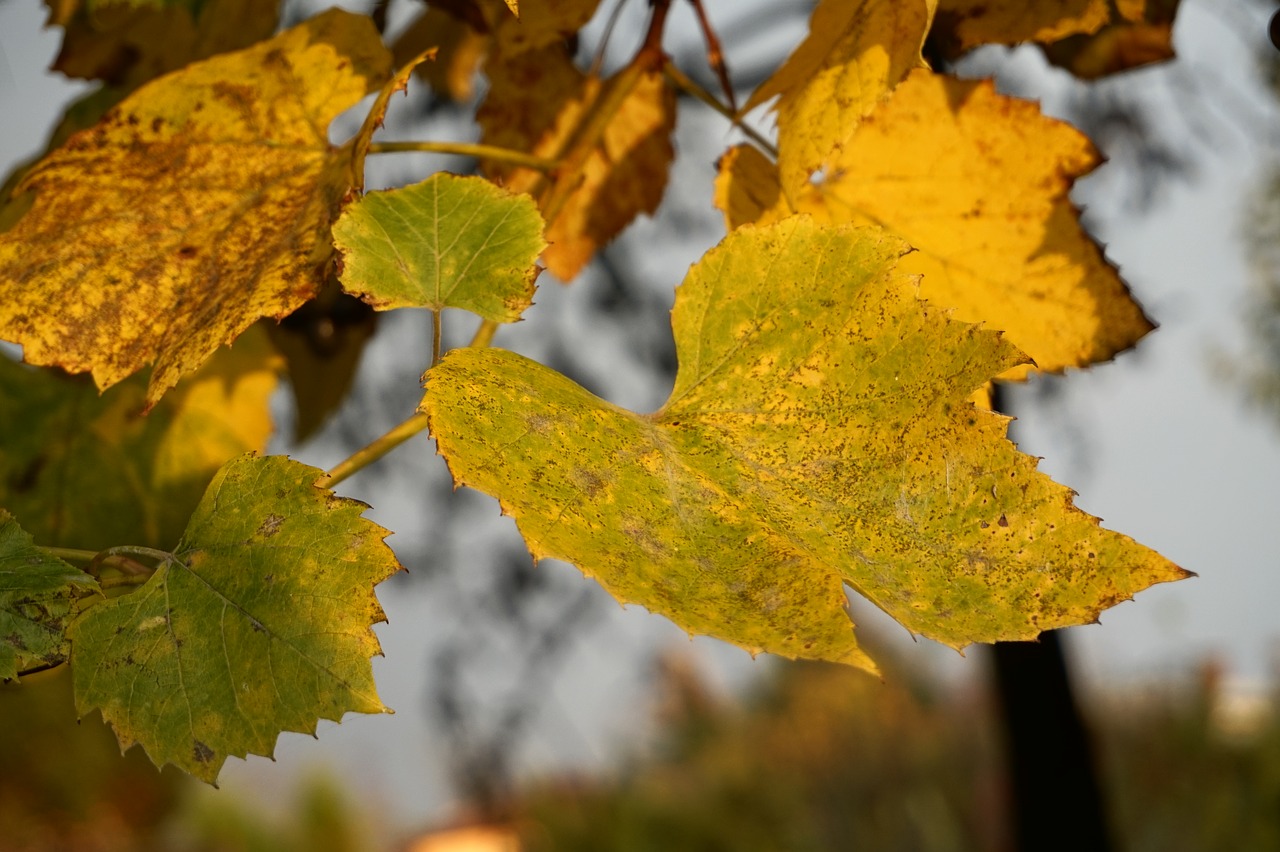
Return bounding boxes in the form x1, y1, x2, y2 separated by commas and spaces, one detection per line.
0, 512, 99, 680
0, 9, 391, 405
69, 453, 401, 783
930, 0, 1110, 53
0, 327, 280, 551
333, 174, 546, 320
744, 0, 934, 194
719, 70, 1155, 375
478, 43, 675, 281
490, 0, 600, 56
426, 219, 1187, 671
1039, 0, 1180, 79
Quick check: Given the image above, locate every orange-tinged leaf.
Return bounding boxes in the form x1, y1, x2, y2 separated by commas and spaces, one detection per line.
391, 6, 489, 101
47, 0, 279, 88
1039, 0, 1180, 79
931, 0, 1111, 54
731, 69, 1154, 375
713, 144, 789, 232
478, 44, 676, 281
0, 9, 391, 405
744, 0, 934, 193
490, 0, 600, 56
426, 219, 1187, 670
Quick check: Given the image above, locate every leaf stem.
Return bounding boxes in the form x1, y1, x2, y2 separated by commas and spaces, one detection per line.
662, 60, 778, 158
367, 141, 561, 172
39, 546, 100, 564
316, 413, 431, 490
39, 546, 155, 578
100, 574, 153, 591
469, 319, 498, 349
431, 309, 442, 368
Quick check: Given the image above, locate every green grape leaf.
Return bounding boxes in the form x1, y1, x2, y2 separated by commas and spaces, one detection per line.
425, 218, 1188, 672
0, 327, 280, 552
68, 454, 401, 783
0, 511, 100, 680
334, 174, 546, 321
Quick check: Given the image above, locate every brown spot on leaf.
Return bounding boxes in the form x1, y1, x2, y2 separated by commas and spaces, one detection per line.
997, 514, 1009, 527
193, 740, 214, 764
256, 513, 285, 538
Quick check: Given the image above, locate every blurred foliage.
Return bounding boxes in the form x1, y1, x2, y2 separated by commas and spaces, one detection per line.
510, 648, 1280, 852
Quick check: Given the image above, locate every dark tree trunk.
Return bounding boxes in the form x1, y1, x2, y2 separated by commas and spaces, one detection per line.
991, 631, 1115, 852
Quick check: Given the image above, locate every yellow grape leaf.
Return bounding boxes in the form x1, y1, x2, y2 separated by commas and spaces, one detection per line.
47, 0, 279, 88
744, 0, 935, 194
713, 143, 789, 232
391, 6, 489, 101
503, 0, 518, 15
69, 454, 400, 783
724, 70, 1155, 375
0, 327, 281, 552
426, 219, 1187, 671
478, 44, 676, 280
0, 9, 391, 405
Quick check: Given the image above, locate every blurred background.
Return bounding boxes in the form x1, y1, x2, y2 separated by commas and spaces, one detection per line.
2, 0, 1280, 849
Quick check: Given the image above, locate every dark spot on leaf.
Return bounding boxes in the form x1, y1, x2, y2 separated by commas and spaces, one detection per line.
997, 514, 1009, 527
979, 521, 989, 529
177, 245, 198, 259
256, 513, 285, 538
150, 117, 164, 133
193, 740, 214, 764
263, 574, 273, 585
250, 618, 266, 633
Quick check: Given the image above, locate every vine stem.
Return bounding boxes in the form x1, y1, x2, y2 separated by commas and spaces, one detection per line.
662, 61, 778, 158
316, 413, 430, 490
39, 546, 154, 578
367, 141, 561, 172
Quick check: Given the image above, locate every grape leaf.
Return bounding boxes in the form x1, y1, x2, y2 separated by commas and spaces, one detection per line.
929, 0, 1179, 77
47, 0, 279, 89
333, 174, 546, 320
490, 0, 600, 56
0, 9, 391, 405
478, 42, 675, 281
0, 327, 280, 552
391, 6, 489, 101
0, 512, 100, 680
425, 219, 1187, 671
743, 0, 934, 196
69, 453, 400, 783
718, 70, 1154, 375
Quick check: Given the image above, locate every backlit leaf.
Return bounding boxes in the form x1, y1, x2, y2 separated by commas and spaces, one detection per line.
0, 9, 391, 405
744, 0, 934, 194
426, 219, 1186, 671
478, 43, 675, 281
719, 70, 1155, 375
69, 453, 401, 783
0, 512, 99, 680
333, 174, 546, 321
0, 327, 280, 551
491, 0, 600, 56
1039, 0, 1180, 79
391, 6, 488, 101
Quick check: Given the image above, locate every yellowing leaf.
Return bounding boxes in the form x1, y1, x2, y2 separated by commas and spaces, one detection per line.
931, 0, 1111, 53
391, 6, 489, 101
69, 453, 401, 783
0, 328, 281, 552
0, 9, 391, 405
426, 219, 1187, 671
478, 44, 676, 281
47, 0, 279, 88
713, 143, 789, 232
1039, 0, 1180, 79
503, 0, 519, 15
490, 0, 600, 56
731, 69, 1154, 375
0, 512, 100, 680
333, 174, 546, 321
744, 0, 935, 194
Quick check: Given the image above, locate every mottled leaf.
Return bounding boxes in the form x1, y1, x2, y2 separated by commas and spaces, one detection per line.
744, 0, 934, 194
1039, 0, 1180, 79
0, 9, 391, 405
426, 219, 1187, 671
334, 174, 545, 321
69, 454, 400, 783
718, 70, 1155, 375
0, 327, 280, 551
0, 511, 99, 680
